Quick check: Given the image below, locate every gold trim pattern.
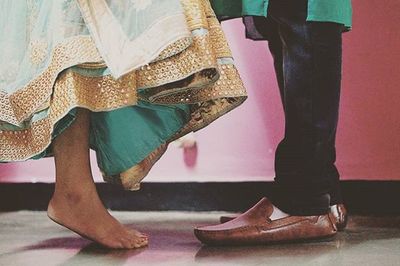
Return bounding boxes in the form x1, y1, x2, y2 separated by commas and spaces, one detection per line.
0, 91, 18, 126
148, 64, 246, 105
181, 0, 209, 30
153, 37, 192, 63
208, 16, 233, 59
51, 70, 137, 117
136, 34, 216, 88
0, 70, 137, 161
8, 36, 102, 124
0, 118, 52, 161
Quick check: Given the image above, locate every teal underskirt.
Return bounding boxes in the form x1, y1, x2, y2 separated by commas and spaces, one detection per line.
37, 102, 191, 177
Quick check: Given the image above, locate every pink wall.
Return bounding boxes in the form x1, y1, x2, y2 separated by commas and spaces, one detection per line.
335, 0, 400, 180
1, 0, 400, 183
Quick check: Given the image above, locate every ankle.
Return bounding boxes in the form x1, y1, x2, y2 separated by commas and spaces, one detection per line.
55, 175, 97, 190
53, 184, 97, 202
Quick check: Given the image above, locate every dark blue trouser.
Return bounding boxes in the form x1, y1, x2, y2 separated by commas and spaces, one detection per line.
244, 0, 344, 215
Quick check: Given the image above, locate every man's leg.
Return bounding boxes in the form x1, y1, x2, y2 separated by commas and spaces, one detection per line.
219, 12, 347, 226
195, 0, 346, 245
241, 5, 342, 211
268, 0, 343, 215
258, 5, 346, 227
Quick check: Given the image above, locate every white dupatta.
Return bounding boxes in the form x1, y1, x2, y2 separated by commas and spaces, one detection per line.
76, 0, 191, 78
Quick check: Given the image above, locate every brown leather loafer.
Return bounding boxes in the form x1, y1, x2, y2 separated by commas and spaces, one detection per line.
220, 203, 348, 231
195, 198, 337, 246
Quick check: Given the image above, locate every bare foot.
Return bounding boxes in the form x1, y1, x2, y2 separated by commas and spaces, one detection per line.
47, 187, 148, 249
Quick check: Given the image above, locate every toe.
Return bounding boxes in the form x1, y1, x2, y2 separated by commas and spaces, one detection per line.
136, 240, 148, 248
128, 229, 148, 240
137, 237, 148, 247
121, 237, 138, 249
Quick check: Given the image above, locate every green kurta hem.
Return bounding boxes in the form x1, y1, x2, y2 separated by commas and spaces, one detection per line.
211, 0, 352, 28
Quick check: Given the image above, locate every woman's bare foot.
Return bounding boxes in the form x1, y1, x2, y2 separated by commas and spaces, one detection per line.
50, 108, 148, 249
47, 185, 148, 249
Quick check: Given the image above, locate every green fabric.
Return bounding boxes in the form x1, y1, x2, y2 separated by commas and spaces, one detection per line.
90, 102, 191, 176
28, 102, 191, 175
38, 67, 191, 176
211, 0, 352, 28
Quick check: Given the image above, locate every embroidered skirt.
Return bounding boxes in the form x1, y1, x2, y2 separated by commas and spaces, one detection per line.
0, 0, 247, 190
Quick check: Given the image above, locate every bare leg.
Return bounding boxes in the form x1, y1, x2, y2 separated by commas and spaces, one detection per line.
47, 108, 148, 249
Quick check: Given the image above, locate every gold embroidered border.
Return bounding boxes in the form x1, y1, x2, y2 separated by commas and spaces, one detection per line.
0, 91, 18, 126
203, 0, 217, 18
0, 119, 51, 161
153, 37, 192, 63
50, 71, 137, 120
150, 64, 246, 104
8, 36, 102, 124
0, 70, 137, 161
181, 0, 209, 30
136, 34, 217, 88
208, 16, 233, 59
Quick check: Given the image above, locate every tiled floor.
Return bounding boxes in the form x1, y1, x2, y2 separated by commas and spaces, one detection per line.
0, 211, 399, 266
